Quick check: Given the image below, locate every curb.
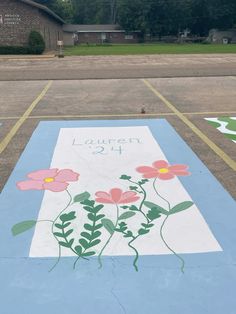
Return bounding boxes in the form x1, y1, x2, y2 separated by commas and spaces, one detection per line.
0, 54, 56, 61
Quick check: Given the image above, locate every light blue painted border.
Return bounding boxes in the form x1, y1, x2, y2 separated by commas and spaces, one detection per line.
0, 119, 236, 314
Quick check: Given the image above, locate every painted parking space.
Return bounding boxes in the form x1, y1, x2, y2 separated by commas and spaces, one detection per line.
0, 118, 236, 314
206, 117, 236, 143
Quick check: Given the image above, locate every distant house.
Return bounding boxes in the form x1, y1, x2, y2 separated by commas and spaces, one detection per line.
208, 29, 236, 44
63, 24, 140, 45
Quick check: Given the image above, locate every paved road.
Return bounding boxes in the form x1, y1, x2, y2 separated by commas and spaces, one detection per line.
0, 54, 236, 80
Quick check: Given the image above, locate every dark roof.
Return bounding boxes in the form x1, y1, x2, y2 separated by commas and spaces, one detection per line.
20, 0, 65, 24
63, 24, 123, 33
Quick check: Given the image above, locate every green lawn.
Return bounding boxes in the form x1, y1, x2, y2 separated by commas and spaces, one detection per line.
64, 43, 236, 56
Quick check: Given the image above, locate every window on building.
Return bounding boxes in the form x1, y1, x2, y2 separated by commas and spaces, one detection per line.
125, 34, 134, 40
101, 33, 107, 40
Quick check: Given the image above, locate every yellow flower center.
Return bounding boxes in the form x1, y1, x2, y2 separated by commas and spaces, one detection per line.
44, 177, 54, 183
158, 168, 169, 174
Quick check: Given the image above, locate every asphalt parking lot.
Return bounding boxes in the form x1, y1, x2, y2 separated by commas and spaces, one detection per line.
0, 73, 236, 198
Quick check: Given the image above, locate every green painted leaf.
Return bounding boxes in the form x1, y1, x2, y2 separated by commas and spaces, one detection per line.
129, 186, 138, 191
75, 245, 82, 255
147, 208, 162, 221
139, 179, 149, 184
80, 231, 92, 240
88, 213, 96, 221
88, 239, 101, 247
74, 191, 90, 203
94, 223, 103, 230
138, 228, 150, 235
53, 232, 64, 238
119, 222, 127, 227
82, 199, 95, 207
169, 201, 194, 214
68, 239, 74, 246
84, 223, 93, 231
114, 228, 122, 233
101, 218, 115, 235
83, 206, 93, 213
141, 223, 154, 228
60, 211, 76, 222
64, 229, 73, 237
91, 230, 101, 240
94, 204, 104, 213
118, 211, 136, 220
82, 251, 96, 257
59, 241, 70, 248
120, 175, 131, 180
144, 201, 168, 215
12, 220, 36, 236
124, 230, 133, 238
120, 225, 128, 232
55, 223, 63, 229
95, 214, 105, 221
129, 205, 139, 211
79, 238, 89, 249
87, 213, 105, 221
63, 222, 71, 228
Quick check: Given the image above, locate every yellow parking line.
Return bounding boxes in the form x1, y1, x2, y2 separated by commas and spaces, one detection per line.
0, 81, 53, 155
142, 79, 236, 171
1, 111, 236, 121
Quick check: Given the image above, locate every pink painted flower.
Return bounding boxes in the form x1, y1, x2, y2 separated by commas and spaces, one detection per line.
136, 160, 190, 180
95, 188, 140, 204
17, 169, 79, 192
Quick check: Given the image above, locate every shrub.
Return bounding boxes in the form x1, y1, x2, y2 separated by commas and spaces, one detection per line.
28, 30, 45, 54
0, 46, 30, 54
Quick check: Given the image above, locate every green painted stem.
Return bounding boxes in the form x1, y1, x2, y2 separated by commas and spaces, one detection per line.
98, 204, 120, 269
128, 237, 139, 272
73, 256, 80, 269
152, 178, 171, 209
49, 245, 62, 273
33, 219, 60, 272
153, 178, 185, 273
73, 208, 99, 270
128, 179, 149, 223
50, 189, 73, 272
160, 215, 185, 273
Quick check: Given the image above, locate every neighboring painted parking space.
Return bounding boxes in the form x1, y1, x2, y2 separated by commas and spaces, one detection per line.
206, 117, 236, 143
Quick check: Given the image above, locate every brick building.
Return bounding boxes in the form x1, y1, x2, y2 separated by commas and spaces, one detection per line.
63, 24, 140, 45
0, 0, 64, 50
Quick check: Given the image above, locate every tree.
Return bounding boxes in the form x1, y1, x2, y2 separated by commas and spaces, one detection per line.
34, 0, 74, 22
117, 0, 149, 37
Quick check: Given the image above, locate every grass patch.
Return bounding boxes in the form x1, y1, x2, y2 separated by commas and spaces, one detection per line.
64, 43, 236, 56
